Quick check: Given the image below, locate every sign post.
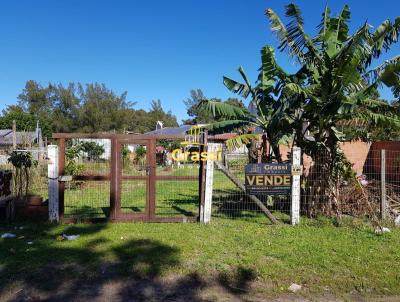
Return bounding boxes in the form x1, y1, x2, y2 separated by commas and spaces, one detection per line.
244, 148, 302, 225
291, 147, 301, 225
202, 143, 217, 223
48, 145, 59, 222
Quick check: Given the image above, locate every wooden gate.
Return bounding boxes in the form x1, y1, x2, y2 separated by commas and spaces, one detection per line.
53, 133, 204, 223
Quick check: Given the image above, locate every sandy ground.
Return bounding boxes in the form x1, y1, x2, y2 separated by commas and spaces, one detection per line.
1, 274, 399, 302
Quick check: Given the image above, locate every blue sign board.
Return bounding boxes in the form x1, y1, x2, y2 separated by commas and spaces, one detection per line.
245, 163, 292, 195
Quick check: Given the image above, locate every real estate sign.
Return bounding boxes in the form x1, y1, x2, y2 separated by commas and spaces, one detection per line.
245, 163, 291, 195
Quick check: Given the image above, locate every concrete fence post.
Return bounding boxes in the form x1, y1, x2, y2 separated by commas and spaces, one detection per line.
202, 143, 217, 223
381, 149, 387, 220
48, 145, 59, 222
291, 147, 301, 225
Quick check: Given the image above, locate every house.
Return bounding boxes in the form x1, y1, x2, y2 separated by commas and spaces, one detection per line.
145, 124, 248, 158
0, 127, 43, 152
75, 138, 111, 160
0, 126, 44, 163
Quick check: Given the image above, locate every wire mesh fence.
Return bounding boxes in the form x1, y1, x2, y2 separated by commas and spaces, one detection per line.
212, 146, 400, 224
211, 156, 291, 223
4, 138, 399, 224
61, 138, 201, 220
154, 138, 199, 218
63, 138, 111, 219
0, 156, 48, 200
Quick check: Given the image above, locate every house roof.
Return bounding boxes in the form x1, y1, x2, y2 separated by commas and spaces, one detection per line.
0, 129, 40, 146
0, 129, 12, 137
145, 125, 193, 138
145, 125, 240, 142
210, 133, 237, 141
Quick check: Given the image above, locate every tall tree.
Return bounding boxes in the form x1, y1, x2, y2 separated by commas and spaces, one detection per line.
199, 3, 400, 216
77, 83, 133, 132
18, 80, 51, 116
0, 105, 52, 137
50, 83, 80, 133
146, 99, 179, 129
184, 89, 245, 125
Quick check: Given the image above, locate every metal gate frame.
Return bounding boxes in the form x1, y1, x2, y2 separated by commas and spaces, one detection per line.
53, 133, 205, 223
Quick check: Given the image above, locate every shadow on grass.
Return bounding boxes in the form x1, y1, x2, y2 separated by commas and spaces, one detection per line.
0, 222, 258, 301
63, 205, 110, 219
212, 189, 290, 222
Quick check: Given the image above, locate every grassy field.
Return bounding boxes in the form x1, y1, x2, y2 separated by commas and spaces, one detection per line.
0, 218, 399, 301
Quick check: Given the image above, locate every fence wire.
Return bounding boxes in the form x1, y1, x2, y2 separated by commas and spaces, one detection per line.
3, 140, 399, 224
211, 157, 291, 223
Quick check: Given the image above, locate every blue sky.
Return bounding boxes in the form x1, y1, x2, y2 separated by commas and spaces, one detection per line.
0, 0, 399, 123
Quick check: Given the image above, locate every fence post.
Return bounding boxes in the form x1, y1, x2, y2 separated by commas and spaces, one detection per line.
202, 143, 216, 223
48, 145, 59, 222
291, 147, 301, 225
198, 131, 207, 222
381, 149, 387, 220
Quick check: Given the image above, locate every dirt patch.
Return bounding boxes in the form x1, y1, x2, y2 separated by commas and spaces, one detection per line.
2, 272, 400, 302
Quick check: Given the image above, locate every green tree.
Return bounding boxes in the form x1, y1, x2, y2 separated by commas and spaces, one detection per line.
77, 83, 134, 132
50, 83, 80, 133
0, 105, 52, 138
198, 45, 298, 161
199, 3, 400, 216
146, 99, 179, 130
18, 80, 51, 116
81, 141, 105, 161
184, 89, 245, 125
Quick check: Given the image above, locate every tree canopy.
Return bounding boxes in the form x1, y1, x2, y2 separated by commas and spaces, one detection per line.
199, 3, 400, 161
0, 81, 178, 136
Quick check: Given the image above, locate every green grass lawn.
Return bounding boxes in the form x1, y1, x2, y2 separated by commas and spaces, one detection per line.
1, 218, 399, 300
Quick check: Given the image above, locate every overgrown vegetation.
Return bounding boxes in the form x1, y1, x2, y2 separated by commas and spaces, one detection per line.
8, 151, 37, 198
199, 3, 400, 218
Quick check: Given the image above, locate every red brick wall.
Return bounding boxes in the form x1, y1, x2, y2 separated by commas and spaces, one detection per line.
340, 141, 371, 175
279, 141, 371, 176
368, 141, 400, 178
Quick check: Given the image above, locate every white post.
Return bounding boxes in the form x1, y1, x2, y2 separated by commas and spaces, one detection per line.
291, 147, 301, 225
202, 143, 216, 223
381, 149, 387, 220
48, 145, 59, 222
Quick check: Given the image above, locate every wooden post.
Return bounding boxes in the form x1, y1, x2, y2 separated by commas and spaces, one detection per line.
48, 145, 59, 222
202, 142, 217, 223
291, 147, 301, 225
12, 120, 16, 150
148, 138, 156, 220
381, 149, 387, 220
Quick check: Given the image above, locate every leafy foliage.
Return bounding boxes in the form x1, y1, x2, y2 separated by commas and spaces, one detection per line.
8, 151, 37, 197
183, 89, 245, 124
65, 143, 85, 176
1, 81, 179, 136
199, 3, 400, 217
135, 145, 146, 164
81, 141, 105, 161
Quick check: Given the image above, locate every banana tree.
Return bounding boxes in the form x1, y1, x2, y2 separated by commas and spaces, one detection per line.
265, 4, 400, 157
198, 45, 305, 162
265, 3, 400, 215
